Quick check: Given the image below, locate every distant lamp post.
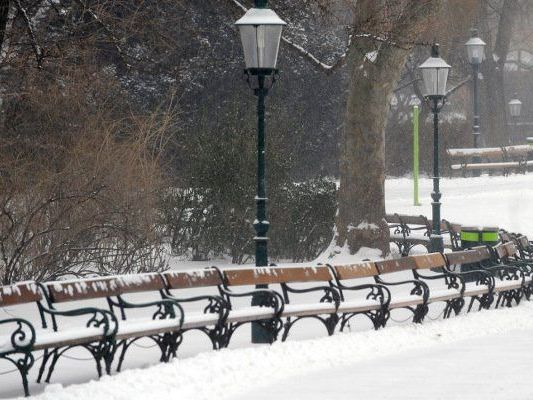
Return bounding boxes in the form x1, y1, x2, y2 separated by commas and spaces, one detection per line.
235, 0, 286, 344
508, 95, 522, 144
465, 28, 486, 169
419, 43, 451, 254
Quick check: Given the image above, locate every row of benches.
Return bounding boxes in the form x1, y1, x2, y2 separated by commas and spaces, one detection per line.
1, 241, 532, 396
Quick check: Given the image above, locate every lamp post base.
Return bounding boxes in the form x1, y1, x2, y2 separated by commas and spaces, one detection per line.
430, 234, 444, 253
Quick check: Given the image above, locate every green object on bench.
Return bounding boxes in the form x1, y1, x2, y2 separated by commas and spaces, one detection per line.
461, 226, 499, 248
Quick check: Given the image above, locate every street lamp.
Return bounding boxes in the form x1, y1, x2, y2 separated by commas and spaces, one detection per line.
419, 43, 451, 254
465, 28, 486, 175
235, 0, 286, 343
508, 95, 522, 143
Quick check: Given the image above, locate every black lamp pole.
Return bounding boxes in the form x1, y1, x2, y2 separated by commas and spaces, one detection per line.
430, 96, 444, 253
428, 45, 445, 254
471, 41, 481, 176
472, 61, 481, 148
250, 0, 273, 344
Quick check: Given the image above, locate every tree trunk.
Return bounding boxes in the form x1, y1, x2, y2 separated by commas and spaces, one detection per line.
335, 0, 440, 257
480, 0, 519, 146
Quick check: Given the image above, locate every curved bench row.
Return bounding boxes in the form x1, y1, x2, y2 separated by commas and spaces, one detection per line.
1, 241, 531, 396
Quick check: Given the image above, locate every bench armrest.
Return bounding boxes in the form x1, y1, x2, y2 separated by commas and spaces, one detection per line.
0, 318, 36, 353
336, 283, 390, 307
163, 293, 228, 322
484, 265, 525, 284
112, 297, 184, 327
39, 305, 118, 336
445, 268, 495, 290
219, 287, 284, 316
414, 270, 466, 294
282, 284, 340, 308
374, 276, 430, 302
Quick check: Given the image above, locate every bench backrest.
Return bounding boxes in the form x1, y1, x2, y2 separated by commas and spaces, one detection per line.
499, 231, 512, 243
410, 253, 447, 269
445, 248, 491, 266
45, 277, 119, 303
163, 270, 222, 289
0, 282, 41, 307
385, 214, 401, 224
494, 243, 507, 259
503, 242, 518, 258
333, 262, 379, 280
375, 257, 417, 274
114, 273, 166, 295
518, 236, 529, 249
223, 266, 332, 286
45, 273, 166, 303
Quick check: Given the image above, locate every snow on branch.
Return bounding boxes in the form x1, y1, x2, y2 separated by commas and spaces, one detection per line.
14, 0, 43, 67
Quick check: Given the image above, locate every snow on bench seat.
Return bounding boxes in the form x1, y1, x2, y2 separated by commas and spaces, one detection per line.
226, 307, 277, 324
0, 326, 105, 354
493, 279, 523, 292
427, 288, 462, 303
182, 313, 221, 330
282, 302, 337, 318
389, 295, 424, 309
116, 318, 180, 340
338, 299, 382, 313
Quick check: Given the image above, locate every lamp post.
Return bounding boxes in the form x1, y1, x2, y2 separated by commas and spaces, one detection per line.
465, 29, 486, 149
465, 29, 486, 176
419, 44, 451, 254
235, 0, 286, 343
508, 95, 522, 144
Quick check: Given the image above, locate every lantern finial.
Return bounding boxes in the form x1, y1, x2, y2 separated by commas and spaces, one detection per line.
431, 43, 439, 58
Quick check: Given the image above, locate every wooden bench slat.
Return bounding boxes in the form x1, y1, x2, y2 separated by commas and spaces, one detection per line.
334, 262, 378, 280
451, 161, 533, 170
115, 273, 166, 294
163, 270, 222, 289
411, 253, 447, 269
45, 277, 118, 303
0, 282, 41, 306
224, 266, 332, 286
375, 257, 417, 274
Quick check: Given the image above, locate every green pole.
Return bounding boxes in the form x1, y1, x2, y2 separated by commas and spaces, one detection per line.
413, 105, 420, 206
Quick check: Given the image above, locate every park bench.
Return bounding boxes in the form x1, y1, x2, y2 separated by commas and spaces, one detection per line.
40, 274, 185, 377
385, 214, 456, 255
214, 266, 341, 343
447, 246, 525, 310
491, 242, 533, 301
0, 281, 117, 397
161, 269, 229, 352
447, 145, 532, 175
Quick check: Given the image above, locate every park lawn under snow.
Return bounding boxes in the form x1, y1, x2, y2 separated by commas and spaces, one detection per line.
386, 174, 533, 237
11, 302, 533, 400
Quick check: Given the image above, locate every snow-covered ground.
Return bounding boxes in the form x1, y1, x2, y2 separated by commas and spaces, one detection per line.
10, 303, 533, 400
1, 175, 533, 399
386, 175, 533, 237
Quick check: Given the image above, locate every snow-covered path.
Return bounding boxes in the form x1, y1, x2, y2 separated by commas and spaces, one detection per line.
11, 303, 533, 400
233, 329, 532, 400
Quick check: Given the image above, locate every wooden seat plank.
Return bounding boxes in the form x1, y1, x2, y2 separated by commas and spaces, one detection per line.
334, 262, 379, 280
375, 257, 417, 274
411, 253, 447, 270
0, 282, 41, 306
224, 266, 332, 286
163, 270, 222, 289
